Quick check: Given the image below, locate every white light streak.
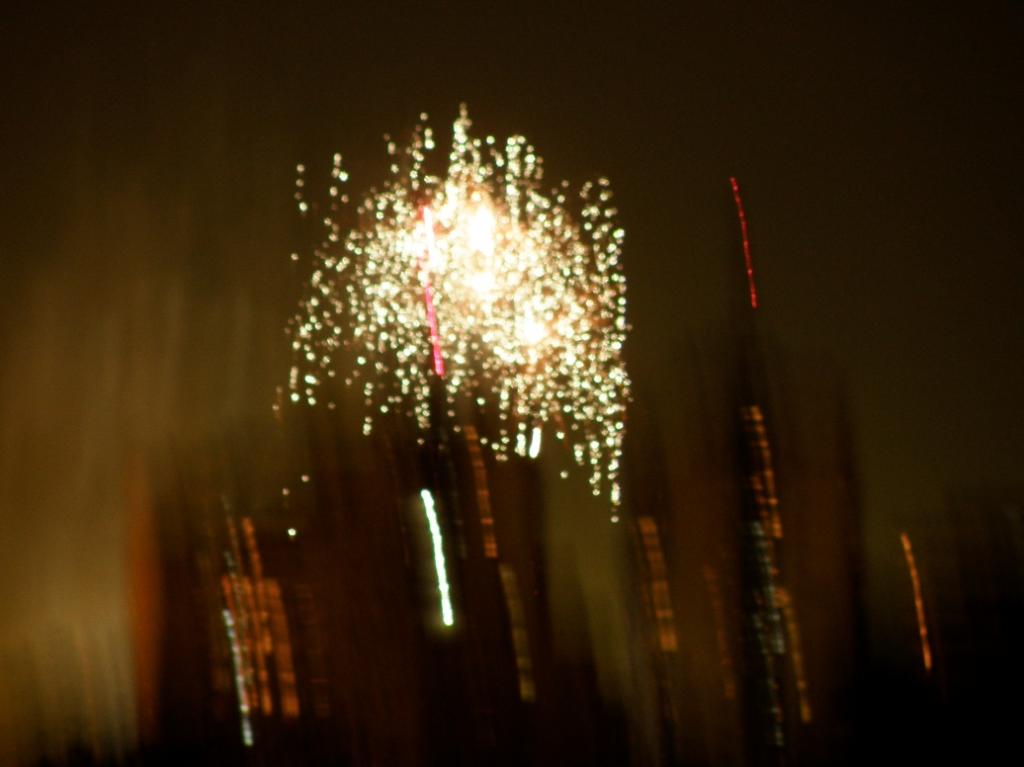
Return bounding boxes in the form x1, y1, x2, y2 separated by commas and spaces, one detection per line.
421, 489, 454, 627
222, 609, 254, 747
528, 425, 542, 458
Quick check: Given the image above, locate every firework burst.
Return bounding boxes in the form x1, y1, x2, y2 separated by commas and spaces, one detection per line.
287, 107, 630, 516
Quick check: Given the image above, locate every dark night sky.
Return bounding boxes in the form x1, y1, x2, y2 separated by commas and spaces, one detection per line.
1, 1, 1021, 753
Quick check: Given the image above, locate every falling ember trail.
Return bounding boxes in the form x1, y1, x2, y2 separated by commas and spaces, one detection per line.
419, 206, 446, 377
729, 177, 759, 310
900, 532, 932, 673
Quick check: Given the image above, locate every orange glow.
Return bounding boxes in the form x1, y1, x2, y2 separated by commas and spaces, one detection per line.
499, 565, 535, 701
702, 565, 737, 700
742, 406, 782, 540
124, 459, 161, 743
217, 516, 304, 741
464, 425, 498, 558
637, 516, 678, 652
900, 532, 933, 673
241, 518, 273, 715
266, 579, 301, 719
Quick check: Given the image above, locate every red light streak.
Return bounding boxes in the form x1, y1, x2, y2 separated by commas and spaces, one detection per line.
729, 177, 759, 310
419, 206, 446, 377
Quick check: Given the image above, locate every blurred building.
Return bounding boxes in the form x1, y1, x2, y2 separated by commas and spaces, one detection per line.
621, 185, 868, 766
137, 378, 632, 765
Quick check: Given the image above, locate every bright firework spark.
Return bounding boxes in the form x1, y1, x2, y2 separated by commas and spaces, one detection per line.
288, 107, 630, 515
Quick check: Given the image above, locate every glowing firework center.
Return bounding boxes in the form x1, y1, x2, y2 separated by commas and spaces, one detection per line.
289, 107, 630, 513
416, 189, 566, 375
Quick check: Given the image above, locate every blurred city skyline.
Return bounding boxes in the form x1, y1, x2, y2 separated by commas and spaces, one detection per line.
1, 3, 1021, 764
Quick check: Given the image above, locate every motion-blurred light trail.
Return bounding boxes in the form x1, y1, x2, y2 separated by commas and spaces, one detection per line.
729, 176, 759, 310
900, 531, 933, 673
776, 587, 813, 723
499, 564, 536, 702
638, 516, 678, 652
528, 425, 542, 459
221, 608, 254, 747
464, 425, 498, 558
421, 489, 454, 627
